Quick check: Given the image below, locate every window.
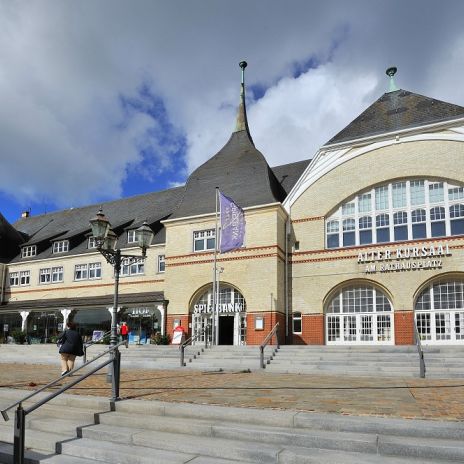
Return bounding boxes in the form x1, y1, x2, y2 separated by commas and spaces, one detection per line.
9, 272, 19, 287
52, 267, 64, 283
342, 219, 355, 246
392, 182, 406, 208
88, 237, 97, 249
20, 271, 30, 286
429, 182, 444, 203
358, 216, 372, 245
127, 230, 137, 243
410, 180, 425, 206
121, 258, 144, 276
411, 209, 427, 239
358, 194, 371, 213
193, 230, 216, 252
52, 240, 69, 254
39, 268, 51, 284
326, 221, 339, 248
375, 186, 389, 210
393, 211, 408, 241
292, 312, 302, 333
449, 187, 464, 201
342, 202, 355, 216
21, 246, 36, 258
74, 264, 88, 280
376, 213, 390, 243
450, 204, 464, 235
88, 263, 101, 279
158, 255, 165, 273
327, 286, 392, 314
430, 206, 446, 237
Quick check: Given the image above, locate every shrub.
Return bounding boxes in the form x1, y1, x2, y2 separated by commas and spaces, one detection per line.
11, 329, 27, 344
151, 333, 170, 345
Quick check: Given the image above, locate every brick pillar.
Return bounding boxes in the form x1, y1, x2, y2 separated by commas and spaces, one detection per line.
394, 311, 414, 345
293, 314, 324, 345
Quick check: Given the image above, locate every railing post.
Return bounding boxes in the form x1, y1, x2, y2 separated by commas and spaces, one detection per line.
260, 346, 264, 369
83, 344, 87, 364
13, 403, 25, 464
180, 344, 185, 367
111, 348, 121, 401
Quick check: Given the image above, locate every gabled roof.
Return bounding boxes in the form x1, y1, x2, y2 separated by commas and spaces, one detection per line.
326, 89, 464, 146
0, 212, 24, 262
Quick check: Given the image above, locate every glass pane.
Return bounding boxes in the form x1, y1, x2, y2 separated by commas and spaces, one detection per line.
376, 228, 390, 243
376, 214, 389, 227
392, 182, 406, 208
327, 234, 339, 248
375, 186, 389, 210
451, 219, 464, 235
358, 193, 371, 213
343, 232, 355, 247
429, 182, 444, 203
342, 202, 355, 216
394, 225, 408, 241
412, 223, 426, 239
431, 222, 446, 237
326, 220, 339, 233
410, 180, 425, 206
359, 230, 372, 245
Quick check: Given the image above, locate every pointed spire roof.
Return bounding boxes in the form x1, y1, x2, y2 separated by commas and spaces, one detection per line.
171, 62, 286, 219
326, 68, 464, 146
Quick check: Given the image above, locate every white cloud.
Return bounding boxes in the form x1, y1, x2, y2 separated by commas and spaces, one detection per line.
0, 0, 464, 215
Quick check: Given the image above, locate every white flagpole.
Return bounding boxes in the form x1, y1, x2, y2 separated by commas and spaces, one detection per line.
212, 187, 219, 345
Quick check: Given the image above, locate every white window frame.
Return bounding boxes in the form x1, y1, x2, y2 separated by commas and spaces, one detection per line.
88, 262, 102, 280
326, 179, 464, 248
19, 270, 30, 286
88, 236, 97, 249
121, 258, 145, 277
158, 255, 165, 273
74, 264, 88, 281
193, 229, 216, 252
52, 240, 69, 254
127, 230, 137, 244
39, 268, 51, 284
52, 266, 64, 283
21, 245, 36, 258
9, 272, 19, 287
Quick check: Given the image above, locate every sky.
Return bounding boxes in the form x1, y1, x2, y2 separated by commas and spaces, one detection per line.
1, 0, 464, 225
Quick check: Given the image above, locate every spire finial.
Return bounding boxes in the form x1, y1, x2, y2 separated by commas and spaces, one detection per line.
234, 60, 254, 144
386, 66, 399, 93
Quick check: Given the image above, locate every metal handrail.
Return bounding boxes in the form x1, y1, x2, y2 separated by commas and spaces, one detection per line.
180, 325, 210, 367
413, 320, 426, 378
260, 322, 280, 369
1, 340, 126, 464
83, 330, 112, 363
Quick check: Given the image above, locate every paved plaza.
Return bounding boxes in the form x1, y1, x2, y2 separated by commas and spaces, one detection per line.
1, 362, 464, 421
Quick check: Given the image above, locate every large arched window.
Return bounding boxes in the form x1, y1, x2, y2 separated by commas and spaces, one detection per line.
415, 280, 464, 344
325, 285, 393, 344
326, 179, 464, 248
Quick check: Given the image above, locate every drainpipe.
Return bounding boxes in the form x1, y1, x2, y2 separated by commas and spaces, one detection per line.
284, 207, 291, 343
0, 264, 6, 304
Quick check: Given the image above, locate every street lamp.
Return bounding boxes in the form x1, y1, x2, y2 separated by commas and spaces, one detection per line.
89, 209, 154, 348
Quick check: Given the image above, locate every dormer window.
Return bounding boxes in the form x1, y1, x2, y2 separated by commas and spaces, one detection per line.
127, 230, 137, 243
52, 240, 69, 254
21, 245, 36, 258
88, 236, 97, 249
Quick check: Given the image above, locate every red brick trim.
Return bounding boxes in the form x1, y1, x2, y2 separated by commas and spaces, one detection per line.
292, 314, 325, 345
167, 252, 285, 268
292, 215, 325, 224
394, 311, 414, 345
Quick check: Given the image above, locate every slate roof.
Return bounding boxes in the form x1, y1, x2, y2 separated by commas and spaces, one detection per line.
170, 130, 287, 219
0, 213, 24, 262
9, 187, 184, 262
326, 89, 464, 146
272, 159, 311, 194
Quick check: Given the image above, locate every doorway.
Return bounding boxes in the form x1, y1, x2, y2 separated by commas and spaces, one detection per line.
218, 316, 234, 345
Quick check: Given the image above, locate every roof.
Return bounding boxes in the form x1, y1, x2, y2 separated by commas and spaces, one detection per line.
271, 159, 311, 194
170, 130, 287, 219
326, 89, 464, 146
9, 187, 184, 262
0, 213, 24, 262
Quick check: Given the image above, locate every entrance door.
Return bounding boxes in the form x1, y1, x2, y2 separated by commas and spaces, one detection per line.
218, 316, 234, 345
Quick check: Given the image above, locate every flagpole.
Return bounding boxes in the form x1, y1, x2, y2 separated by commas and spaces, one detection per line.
212, 187, 219, 346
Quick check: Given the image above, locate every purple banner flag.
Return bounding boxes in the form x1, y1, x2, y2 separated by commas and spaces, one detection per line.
219, 191, 245, 253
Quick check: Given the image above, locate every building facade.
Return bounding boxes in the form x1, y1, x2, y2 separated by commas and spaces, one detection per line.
1, 66, 464, 346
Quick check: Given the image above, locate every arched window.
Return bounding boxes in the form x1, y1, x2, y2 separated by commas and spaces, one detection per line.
326, 285, 393, 344
415, 280, 464, 343
326, 179, 464, 248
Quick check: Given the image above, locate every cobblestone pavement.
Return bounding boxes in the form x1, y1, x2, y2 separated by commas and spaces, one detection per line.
1, 362, 464, 421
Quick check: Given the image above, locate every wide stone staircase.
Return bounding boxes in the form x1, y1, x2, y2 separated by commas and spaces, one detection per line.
1, 387, 464, 463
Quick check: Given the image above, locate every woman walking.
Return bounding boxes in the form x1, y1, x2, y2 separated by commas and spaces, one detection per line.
58, 321, 84, 376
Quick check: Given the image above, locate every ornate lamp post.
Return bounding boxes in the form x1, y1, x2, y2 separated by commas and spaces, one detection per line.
89, 209, 154, 348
